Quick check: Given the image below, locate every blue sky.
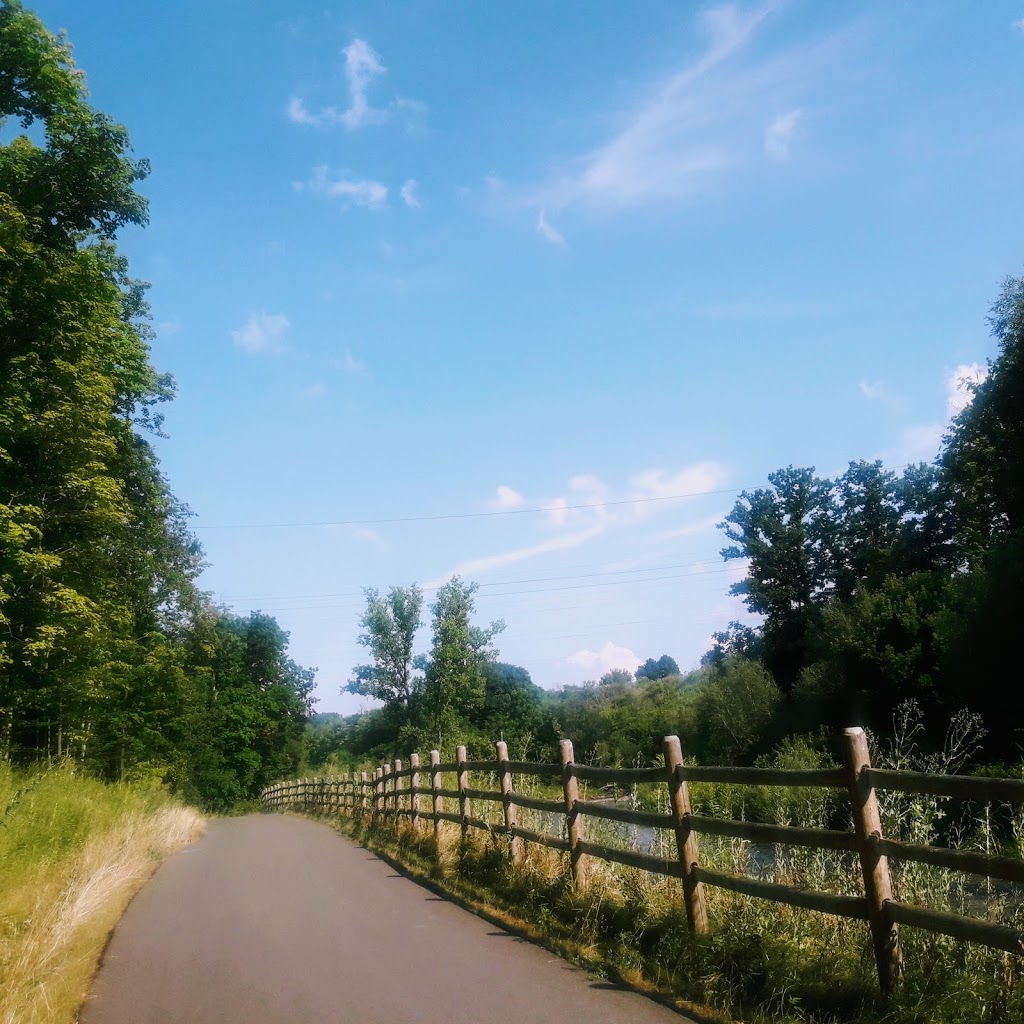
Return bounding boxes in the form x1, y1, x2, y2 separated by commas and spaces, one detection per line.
31, 1, 1024, 712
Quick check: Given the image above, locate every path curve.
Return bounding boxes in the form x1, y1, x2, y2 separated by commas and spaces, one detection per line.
82, 814, 691, 1023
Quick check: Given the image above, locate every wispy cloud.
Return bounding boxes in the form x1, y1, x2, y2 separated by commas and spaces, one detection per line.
288, 39, 425, 131
764, 109, 802, 161
427, 462, 729, 587
536, 209, 566, 246
232, 312, 290, 354
303, 382, 327, 398
656, 514, 723, 541
859, 378, 908, 410
946, 362, 987, 418
301, 166, 388, 209
566, 640, 640, 677
490, 485, 525, 511
424, 524, 607, 588
400, 179, 421, 208
1013, 18, 1024, 33
334, 350, 368, 375
878, 423, 944, 469
352, 526, 385, 546
521, 4, 853, 235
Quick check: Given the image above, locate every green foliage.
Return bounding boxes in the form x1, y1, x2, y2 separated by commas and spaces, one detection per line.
635, 654, 679, 680
345, 585, 423, 727
0, 2, 314, 809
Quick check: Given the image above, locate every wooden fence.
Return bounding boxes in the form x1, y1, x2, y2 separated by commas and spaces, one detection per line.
260, 728, 1024, 995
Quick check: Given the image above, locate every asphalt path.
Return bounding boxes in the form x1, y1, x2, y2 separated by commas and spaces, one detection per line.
81, 813, 691, 1024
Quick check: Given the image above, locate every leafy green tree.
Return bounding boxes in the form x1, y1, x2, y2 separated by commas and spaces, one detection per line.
692, 659, 782, 764
419, 577, 503, 749
943, 276, 1024, 562
469, 662, 544, 758
636, 655, 679, 680
720, 467, 836, 689
345, 586, 423, 729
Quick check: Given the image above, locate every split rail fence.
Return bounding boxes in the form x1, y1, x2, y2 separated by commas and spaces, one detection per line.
261, 728, 1024, 995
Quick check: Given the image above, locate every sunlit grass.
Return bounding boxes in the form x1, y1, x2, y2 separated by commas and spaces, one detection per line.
0, 762, 204, 1024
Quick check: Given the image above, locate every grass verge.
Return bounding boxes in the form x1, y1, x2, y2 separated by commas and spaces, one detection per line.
0, 761, 204, 1024
296, 802, 1023, 1024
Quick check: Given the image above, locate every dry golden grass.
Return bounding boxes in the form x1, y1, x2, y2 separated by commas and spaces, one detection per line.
0, 767, 204, 1024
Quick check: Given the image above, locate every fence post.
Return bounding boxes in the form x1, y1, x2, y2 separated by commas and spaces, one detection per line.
560, 739, 587, 889
373, 768, 382, 819
457, 744, 471, 848
395, 759, 404, 822
430, 749, 442, 850
664, 735, 709, 934
496, 740, 523, 866
384, 763, 394, 819
410, 753, 421, 832
361, 771, 369, 815
843, 727, 902, 997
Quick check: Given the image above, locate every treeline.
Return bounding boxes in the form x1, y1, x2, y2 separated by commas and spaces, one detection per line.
711, 275, 1024, 763
309, 276, 1023, 775
0, 2, 312, 808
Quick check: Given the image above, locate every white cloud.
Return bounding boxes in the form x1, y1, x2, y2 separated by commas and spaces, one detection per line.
878, 423, 944, 468
335, 350, 368, 375
288, 39, 424, 131
1013, 18, 1024, 33
400, 179, 421, 208
566, 640, 640, 677
231, 312, 290, 354
352, 527, 383, 546
535, 6, 768, 211
341, 39, 387, 129
764, 109, 802, 161
536, 209, 566, 246
656, 514, 722, 541
765, 110, 801, 161
858, 378, 908, 410
859, 379, 887, 401
287, 95, 319, 126
425, 524, 606, 588
490, 486, 525, 511
304, 166, 388, 209
527, 5, 852, 220
628, 462, 730, 517
946, 362, 987, 418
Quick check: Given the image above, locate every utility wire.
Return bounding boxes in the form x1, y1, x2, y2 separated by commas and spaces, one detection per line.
192, 487, 741, 530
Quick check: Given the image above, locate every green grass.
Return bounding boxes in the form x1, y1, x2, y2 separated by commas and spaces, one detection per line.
0, 761, 204, 1024
289, 756, 1024, 1024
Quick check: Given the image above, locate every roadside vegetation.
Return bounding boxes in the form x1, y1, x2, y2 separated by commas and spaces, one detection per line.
0, 2, 314, 810
0, 761, 204, 1024
299, 715, 1024, 1024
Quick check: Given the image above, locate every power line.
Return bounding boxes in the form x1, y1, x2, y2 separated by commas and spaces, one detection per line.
192, 487, 740, 530
217, 553, 727, 604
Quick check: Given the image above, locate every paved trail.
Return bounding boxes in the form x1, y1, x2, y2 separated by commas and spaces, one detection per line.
82, 814, 690, 1024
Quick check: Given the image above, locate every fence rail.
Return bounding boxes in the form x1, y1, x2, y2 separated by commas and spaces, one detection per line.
261, 727, 1024, 996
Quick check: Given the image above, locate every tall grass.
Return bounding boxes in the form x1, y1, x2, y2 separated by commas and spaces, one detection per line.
299, 716, 1024, 1024
0, 761, 204, 1024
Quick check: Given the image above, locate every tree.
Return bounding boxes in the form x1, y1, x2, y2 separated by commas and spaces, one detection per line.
345, 586, 423, 727
419, 577, 503, 749
720, 467, 836, 689
636, 655, 679, 680
692, 659, 782, 764
0, 0, 195, 763
943, 275, 1024, 563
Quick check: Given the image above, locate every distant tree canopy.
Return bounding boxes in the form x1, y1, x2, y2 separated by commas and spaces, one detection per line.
0, 1, 314, 809
636, 655, 680, 680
